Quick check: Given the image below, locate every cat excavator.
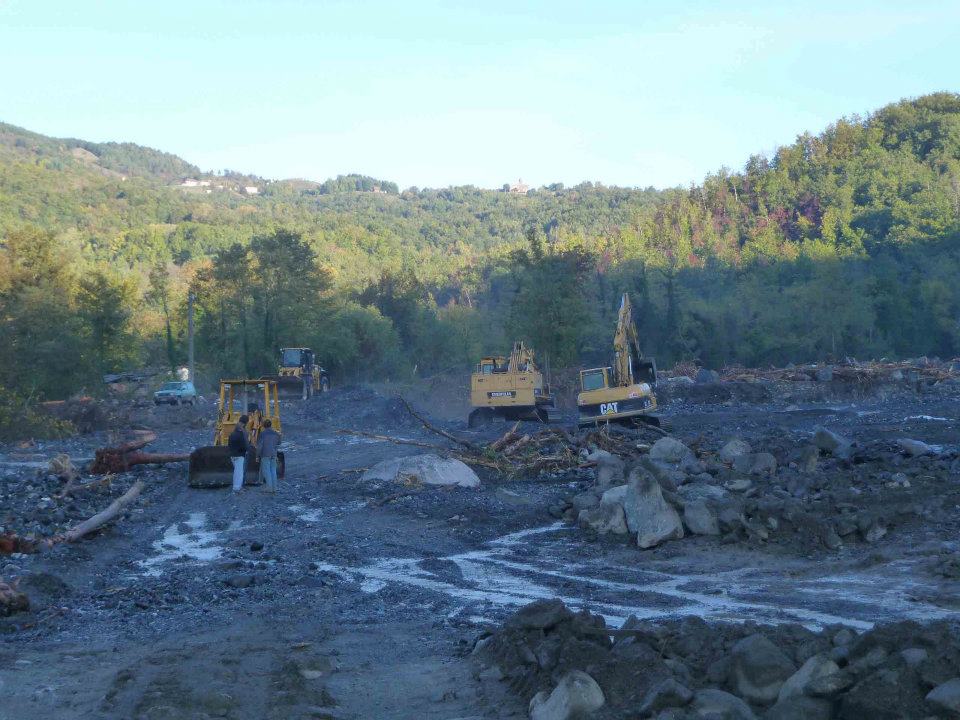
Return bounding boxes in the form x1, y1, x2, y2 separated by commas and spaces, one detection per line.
577, 293, 658, 427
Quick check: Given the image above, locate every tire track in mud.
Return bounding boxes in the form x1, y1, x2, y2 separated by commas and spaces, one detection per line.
315, 523, 959, 630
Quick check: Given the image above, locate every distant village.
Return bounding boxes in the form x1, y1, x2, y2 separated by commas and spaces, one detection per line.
178, 178, 260, 195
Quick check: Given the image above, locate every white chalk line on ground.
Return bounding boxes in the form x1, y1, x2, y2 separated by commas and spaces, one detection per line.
315, 523, 959, 630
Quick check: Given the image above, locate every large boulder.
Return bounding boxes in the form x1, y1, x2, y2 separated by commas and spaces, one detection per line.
362, 454, 480, 488
639, 678, 694, 716
777, 654, 840, 701
689, 689, 756, 719
578, 504, 628, 535
650, 437, 695, 464
926, 678, 960, 715
897, 438, 938, 457
683, 500, 720, 535
730, 634, 797, 705
529, 670, 605, 720
600, 484, 629, 507
505, 599, 572, 631
812, 427, 852, 460
595, 453, 626, 488
622, 467, 684, 549
719, 439, 752, 463
677, 483, 729, 503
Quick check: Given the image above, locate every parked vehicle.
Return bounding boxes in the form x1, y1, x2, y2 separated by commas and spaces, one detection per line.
153, 381, 198, 405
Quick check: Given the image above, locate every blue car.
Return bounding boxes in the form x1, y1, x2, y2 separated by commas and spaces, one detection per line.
154, 381, 198, 405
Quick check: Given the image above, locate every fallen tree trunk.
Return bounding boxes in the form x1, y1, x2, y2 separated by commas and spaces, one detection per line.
398, 396, 481, 454
62, 480, 145, 543
90, 430, 187, 474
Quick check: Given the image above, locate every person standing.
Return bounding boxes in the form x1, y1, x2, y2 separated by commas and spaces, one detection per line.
228, 415, 249, 493
257, 419, 282, 492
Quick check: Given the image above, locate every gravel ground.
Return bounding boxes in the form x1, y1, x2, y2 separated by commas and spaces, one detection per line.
0, 379, 959, 719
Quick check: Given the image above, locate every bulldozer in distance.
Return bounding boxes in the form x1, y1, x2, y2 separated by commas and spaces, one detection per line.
188, 379, 286, 488
468, 341, 556, 427
577, 293, 659, 428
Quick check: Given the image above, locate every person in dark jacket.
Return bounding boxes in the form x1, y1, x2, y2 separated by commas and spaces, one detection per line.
228, 415, 249, 493
257, 419, 282, 492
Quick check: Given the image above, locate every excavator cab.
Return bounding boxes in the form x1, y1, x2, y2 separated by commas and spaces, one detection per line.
188, 380, 286, 488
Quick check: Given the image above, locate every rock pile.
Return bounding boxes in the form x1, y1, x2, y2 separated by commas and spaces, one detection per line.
474, 599, 960, 720
561, 430, 959, 553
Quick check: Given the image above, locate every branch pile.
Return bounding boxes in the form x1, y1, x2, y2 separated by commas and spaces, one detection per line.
339, 397, 660, 478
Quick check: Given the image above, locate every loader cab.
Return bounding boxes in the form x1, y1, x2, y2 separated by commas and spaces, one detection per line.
280, 347, 312, 370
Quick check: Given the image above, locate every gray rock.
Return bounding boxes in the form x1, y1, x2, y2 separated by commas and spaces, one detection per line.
839, 668, 923, 720
926, 678, 960, 715
696, 368, 721, 384
677, 483, 729, 503
812, 427, 852, 459
622, 467, 684, 549
601, 484, 629, 507
806, 668, 853, 697
689, 688, 756, 719
897, 438, 937, 457
684, 500, 720, 536
778, 654, 840, 701
763, 696, 831, 720
900, 647, 928, 667
572, 492, 600, 513
505, 599, 572, 631
578, 504, 629, 535
362, 454, 480, 488
639, 678, 694, 716
730, 634, 797, 705
719, 439, 752, 463
529, 670, 605, 720
815, 366, 834, 382
733, 452, 778, 476
650, 437, 696, 464
596, 454, 626, 488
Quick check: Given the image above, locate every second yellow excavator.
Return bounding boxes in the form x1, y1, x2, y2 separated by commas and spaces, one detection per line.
577, 293, 658, 427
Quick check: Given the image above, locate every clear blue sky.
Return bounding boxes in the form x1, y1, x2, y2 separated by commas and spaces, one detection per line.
0, 0, 957, 189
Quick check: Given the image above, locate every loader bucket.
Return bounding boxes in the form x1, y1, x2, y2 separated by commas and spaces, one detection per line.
188, 447, 285, 488
188, 446, 234, 488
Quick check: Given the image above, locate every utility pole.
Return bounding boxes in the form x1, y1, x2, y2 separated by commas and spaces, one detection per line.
188, 292, 195, 383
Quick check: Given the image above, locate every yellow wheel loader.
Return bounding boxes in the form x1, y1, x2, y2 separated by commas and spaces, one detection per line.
468, 341, 556, 427
262, 347, 330, 400
577, 293, 659, 428
188, 379, 286, 488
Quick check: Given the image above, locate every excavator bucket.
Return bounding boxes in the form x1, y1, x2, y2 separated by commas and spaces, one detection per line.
187, 447, 286, 488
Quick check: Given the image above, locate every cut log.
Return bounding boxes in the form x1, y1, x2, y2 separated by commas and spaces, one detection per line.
63, 480, 145, 542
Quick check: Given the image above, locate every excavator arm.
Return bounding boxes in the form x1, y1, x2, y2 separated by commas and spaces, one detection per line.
612, 294, 656, 387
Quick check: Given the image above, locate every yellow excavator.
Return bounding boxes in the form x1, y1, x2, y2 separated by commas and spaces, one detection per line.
263, 347, 330, 400
469, 341, 556, 427
577, 293, 658, 427
188, 379, 286, 488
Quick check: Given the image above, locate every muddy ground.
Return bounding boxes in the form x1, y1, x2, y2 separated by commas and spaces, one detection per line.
1, 378, 959, 719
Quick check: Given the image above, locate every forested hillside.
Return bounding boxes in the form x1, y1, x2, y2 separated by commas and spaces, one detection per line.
1, 93, 959, 400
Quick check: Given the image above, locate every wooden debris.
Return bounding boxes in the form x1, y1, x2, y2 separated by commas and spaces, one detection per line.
90, 431, 188, 474
0, 579, 29, 617
62, 480, 145, 543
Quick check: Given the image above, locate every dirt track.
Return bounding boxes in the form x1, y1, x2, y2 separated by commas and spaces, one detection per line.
1, 381, 959, 719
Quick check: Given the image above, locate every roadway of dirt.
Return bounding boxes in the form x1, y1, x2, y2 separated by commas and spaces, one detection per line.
1, 380, 959, 719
